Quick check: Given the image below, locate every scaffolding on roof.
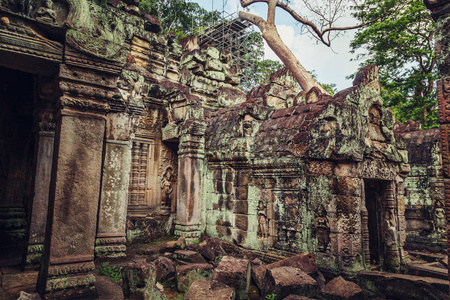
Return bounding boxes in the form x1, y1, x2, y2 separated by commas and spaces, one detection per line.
195, 2, 259, 90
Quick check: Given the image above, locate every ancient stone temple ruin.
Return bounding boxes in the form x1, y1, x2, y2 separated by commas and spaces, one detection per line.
0, 0, 448, 299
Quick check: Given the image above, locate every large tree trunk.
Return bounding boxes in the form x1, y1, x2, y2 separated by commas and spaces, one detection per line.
239, 11, 328, 94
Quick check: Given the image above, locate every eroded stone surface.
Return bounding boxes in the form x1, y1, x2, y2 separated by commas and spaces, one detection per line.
213, 256, 251, 299
185, 279, 235, 300
262, 266, 318, 299
176, 263, 214, 292
318, 276, 366, 300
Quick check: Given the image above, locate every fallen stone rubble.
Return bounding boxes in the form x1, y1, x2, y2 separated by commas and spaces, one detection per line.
93, 237, 448, 300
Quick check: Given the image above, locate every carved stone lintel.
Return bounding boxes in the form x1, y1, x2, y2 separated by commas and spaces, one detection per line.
0, 15, 63, 63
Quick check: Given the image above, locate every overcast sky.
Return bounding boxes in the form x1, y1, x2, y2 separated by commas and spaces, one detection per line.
191, 0, 367, 91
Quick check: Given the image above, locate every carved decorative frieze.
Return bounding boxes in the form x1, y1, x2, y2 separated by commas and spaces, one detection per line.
64, 46, 123, 75
0, 15, 63, 62
58, 64, 118, 113
362, 159, 396, 180
438, 77, 450, 124
48, 261, 95, 277
440, 123, 450, 177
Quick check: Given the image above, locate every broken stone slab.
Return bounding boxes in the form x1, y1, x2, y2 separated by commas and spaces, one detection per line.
262, 266, 318, 299
283, 296, 315, 300
408, 262, 448, 280
94, 276, 124, 300
185, 279, 235, 300
357, 271, 449, 300
318, 276, 366, 300
442, 256, 448, 268
252, 253, 318, 291
134, 236, 185, 255
198, 237, 227, 263
122, 261, 156, 298
154, 256, 176, 282
176, 263, 214, 293
213, 256, 251, 300
174, 250, 207, 264
17, 291, 41, 300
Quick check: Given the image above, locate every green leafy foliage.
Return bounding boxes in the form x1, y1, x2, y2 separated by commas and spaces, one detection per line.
98, 262, 122, 283
241, 32, 284, 90
351, 0, 437, 129
139, 0, 221, 39
266, 294, 277, 300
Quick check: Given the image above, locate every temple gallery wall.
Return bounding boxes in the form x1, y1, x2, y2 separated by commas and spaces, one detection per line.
0, 0, 448, 299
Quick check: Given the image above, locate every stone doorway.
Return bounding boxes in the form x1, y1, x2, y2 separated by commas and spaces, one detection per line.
364, 180, 387, 267
0, 66, 36, 266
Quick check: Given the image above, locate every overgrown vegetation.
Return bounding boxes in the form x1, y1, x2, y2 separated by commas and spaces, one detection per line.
351, 0, 437, 129
98, 262, 122, 283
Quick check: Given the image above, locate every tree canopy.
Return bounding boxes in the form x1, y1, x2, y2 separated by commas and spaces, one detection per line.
139, 0, 221, 39
351, 0, 437, 128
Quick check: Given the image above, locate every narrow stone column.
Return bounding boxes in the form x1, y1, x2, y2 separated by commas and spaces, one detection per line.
26, 129, 54, 266
95, 113, 133, 258
37, 60, 117, 299
424, 0, 450, 286
174, 119, 207, 240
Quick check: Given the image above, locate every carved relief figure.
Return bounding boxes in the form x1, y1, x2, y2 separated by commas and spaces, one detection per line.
36, 0, 56, 24
434, 200, 446, 233
257, 200, 269, 238
315, 205, 330, 252
16, 0, 36, 17
161, 167, 174, 210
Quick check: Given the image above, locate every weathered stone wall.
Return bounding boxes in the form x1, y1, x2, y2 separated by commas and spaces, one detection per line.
394, 120, 446, 252
203, 65, 409, 273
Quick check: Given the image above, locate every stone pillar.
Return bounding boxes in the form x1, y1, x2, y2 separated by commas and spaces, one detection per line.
424, 0, 450, 285
383, 181, 400, 270
95, 113, 133, 258
37, 58, 118, 299
174, 119, 207, 241
26, 128, 54, 266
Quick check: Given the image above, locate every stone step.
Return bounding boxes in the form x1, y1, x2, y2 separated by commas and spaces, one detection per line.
408, 250, 447, 263
407, 262, 448, 280
358, 271, 449, 300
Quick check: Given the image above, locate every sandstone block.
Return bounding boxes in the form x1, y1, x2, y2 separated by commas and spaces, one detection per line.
283, 296, 315, 300
234, 200, 248, 214
176, 263, 214, 293
235, 186, 248, 200
122, 261, 157, 299
318, 276, 366, 300
185, 279, 235, 300
235, 170, 251, 186
213, 256, 251, 299
235, 214, 248, 231
198, 238, 226, 262
174, 250, 206, 264
262, 267, 318, 299
154, 256, 176, 282
94, 276, 124, 300
206, 58, 223, 72
206, 71, 225, 82
206, 47, 220, 59
252, 253, 318, 291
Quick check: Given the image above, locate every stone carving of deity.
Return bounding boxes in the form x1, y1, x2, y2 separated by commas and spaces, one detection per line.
315, 205, 330, 252
257, 200, 269, 238
161, 167, 173, 210
36, 0, 56, 24
434, 200, 446, 234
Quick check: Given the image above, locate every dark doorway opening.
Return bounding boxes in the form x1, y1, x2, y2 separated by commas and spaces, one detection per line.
364, 180, 386, 267
0, 66, 36, 267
